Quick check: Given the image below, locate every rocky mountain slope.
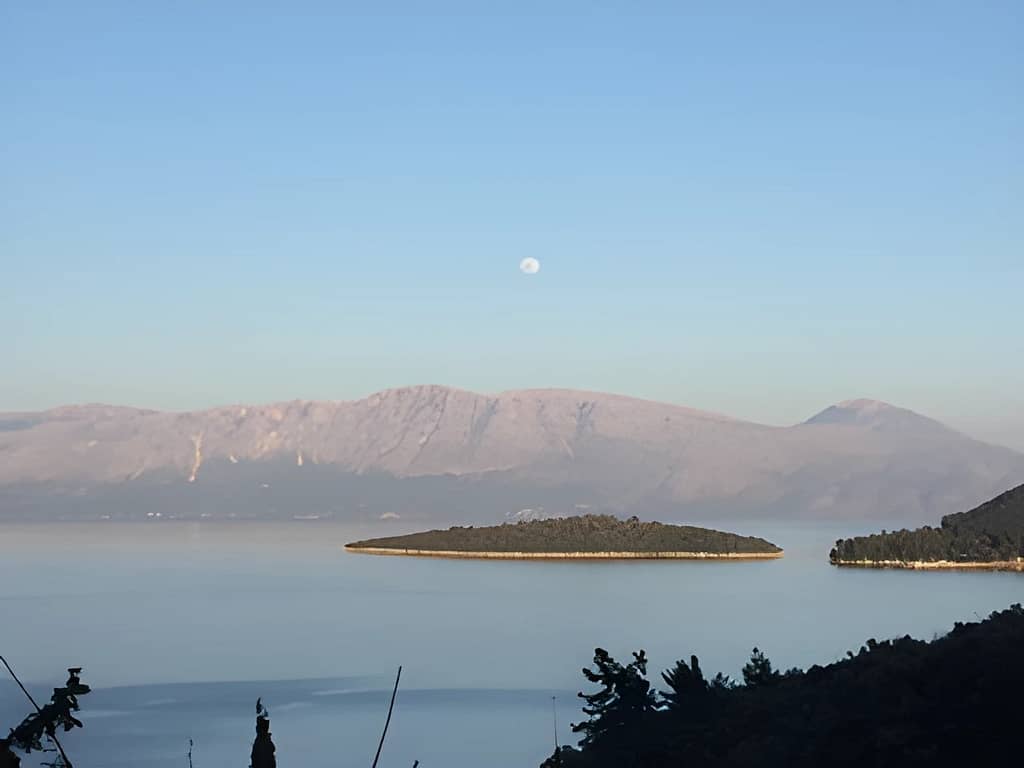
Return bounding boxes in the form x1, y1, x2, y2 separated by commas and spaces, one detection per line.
2, 386, 1022, 523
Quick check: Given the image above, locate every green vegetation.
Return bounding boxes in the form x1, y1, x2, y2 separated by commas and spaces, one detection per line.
830, 483, 1024, 565
346, 515, 782, 555
544, 604, 1024, 768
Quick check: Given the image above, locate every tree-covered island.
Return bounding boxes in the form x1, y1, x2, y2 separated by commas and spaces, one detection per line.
345, 515, 783, 560
831, 483, 1024, 570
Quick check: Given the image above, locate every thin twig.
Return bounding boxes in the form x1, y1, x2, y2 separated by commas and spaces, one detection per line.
552, 695, 559, 750
0, 655, 75, 768
0, 655, 42, 711
371, 666, 402, 768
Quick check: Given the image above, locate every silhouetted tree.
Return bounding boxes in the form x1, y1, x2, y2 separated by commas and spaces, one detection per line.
709, 672, 736, 691
659, 655, 707, 711
250, 698, 276, 768
572, 649, 656, 749
548, 605, 1024, 768
1, 667, 90, 768
741, 648, 779, 687
541, 746, 571, 767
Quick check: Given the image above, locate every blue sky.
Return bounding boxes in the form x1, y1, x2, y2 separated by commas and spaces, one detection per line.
2, 2, 1022, 447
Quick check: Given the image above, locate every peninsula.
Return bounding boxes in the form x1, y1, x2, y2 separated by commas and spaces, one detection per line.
345, 515, 783, 560
830, 483, 1024, 571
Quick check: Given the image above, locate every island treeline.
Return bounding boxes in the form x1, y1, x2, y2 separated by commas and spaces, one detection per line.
830, 483, 1024, 565
544, 604, 1024, 768
346, 515, 782, 555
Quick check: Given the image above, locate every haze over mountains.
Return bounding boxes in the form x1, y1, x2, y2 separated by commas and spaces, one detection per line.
1, 386, 1022, 525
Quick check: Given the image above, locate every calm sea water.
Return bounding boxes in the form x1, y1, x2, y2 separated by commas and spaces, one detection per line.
1, 520, 1021, 767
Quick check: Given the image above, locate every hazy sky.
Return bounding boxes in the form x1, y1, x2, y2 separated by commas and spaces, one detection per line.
3, 2, 1022, 449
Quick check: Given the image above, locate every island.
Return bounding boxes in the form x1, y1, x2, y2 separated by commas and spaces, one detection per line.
830, 483, 1024, 571
344, 514, 783, 560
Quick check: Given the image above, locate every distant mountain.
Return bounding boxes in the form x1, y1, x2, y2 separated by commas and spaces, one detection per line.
803, 399, 956, 435
1, 386, 1023, 524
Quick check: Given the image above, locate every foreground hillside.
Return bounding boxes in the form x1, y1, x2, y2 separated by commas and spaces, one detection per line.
8, 606, 1021, 767
545, 604, 1024, 768
345, 515, 782, 557
2, 386, 1023, 523
831, 483, 1024, 568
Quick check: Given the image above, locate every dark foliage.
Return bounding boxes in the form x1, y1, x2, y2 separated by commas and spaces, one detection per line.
544, 604, 1024, 768
740, 648, 779, 688
348, 515, 781, 554
573, 649, 656, 750
1, 668, 90, 768
250, 698, 276, 768
831, 483, 1024, 564
660, 655, 707, 711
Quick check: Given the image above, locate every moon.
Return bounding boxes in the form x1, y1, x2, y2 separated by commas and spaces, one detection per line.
519, 257, 540, 275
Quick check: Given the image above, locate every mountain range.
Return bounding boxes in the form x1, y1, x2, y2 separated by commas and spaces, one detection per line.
2, 385, 1022, 524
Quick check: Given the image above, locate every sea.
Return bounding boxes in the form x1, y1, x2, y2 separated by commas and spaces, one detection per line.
1, 519, 1021, 767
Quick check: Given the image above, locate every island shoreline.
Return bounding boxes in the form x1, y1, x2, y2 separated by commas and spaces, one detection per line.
345, 546, 784, 561
832, 559, 1023, 572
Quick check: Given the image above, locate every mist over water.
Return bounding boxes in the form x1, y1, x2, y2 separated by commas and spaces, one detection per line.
2, 520, 1021, 766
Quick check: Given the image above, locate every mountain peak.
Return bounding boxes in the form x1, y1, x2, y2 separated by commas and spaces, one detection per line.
834, 398, 897, 411
804, 399, 953, 435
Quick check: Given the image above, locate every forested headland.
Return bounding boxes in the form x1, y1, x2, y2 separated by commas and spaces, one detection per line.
543, 604, 1024, 768
830, 483, 1024, 568
346, 515, 782, 558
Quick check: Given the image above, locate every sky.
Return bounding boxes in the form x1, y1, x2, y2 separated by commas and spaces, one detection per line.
2, 2, 1022, 449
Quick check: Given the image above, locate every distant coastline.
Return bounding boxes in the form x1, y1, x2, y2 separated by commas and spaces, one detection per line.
829, 483, 1024, 572
345, 546, 784, 561
832, 558, 1023, 572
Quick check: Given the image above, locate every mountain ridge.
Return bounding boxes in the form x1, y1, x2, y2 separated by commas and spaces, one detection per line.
3, 389, 982, 441
2, 385, 1022, 524
4, 385, 744, 425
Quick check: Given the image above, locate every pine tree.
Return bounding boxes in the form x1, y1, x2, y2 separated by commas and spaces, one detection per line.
250, 698, 276, 768
709, 672, 736, 691
742, 648, 780, 687
660, 655, 707, 711
572, 648, 656, 748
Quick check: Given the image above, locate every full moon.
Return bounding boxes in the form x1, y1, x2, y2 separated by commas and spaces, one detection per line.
519, 257, 540, 275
